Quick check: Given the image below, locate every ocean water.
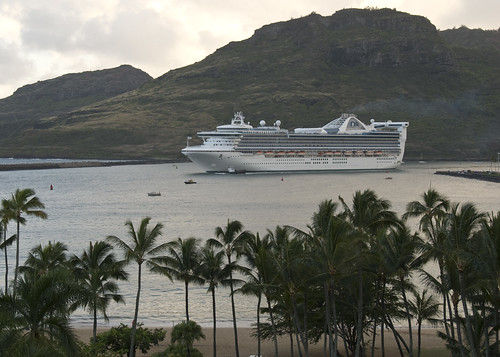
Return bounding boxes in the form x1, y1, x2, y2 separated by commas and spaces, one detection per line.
0, 160, 499, 328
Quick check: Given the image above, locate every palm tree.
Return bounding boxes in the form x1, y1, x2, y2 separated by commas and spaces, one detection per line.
0, 266, 80, 356
381, 225, 423, 357
0, 210, 16, 293
170, 320, 206, 356
403, 188, 450, 233
288, 199, 351, 357
409, 289, 441, 357
240, 232, 279, 357
445, 202, 485, 357
107, 217, 165, 357
151, 237, 204, 323
198, 243, 232, 357
1, 188, 47, 297
19, 241, 68, 277
208, 219, 251, 357
270, 225, 311, 357
405, 190, 453, 339
71, 240, 128, 342
338, 189, 401, 357
476, 211, 500, 354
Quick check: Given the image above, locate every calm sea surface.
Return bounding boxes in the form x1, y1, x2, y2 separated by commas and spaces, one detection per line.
1, 160, 499, 328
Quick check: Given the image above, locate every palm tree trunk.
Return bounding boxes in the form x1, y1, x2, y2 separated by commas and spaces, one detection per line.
266, 294, 279, 357
257, 292, 262, 357
129, 263, 142, 357
324, 281, 333, 356
93, 304, 98, 343
482, 301, 489, 357
400, 276, 414, 357
211, 288, 217, 357
495, 306, 499, 356
458, 269, 477, 357
438, 263, 451, 338
371, 277, 381, 357
417, 321, 422, 357
453, 298, 466, 357
292, 292, 307, 357
303, 291, 309, 356
447, 290, 456, 341
330, 276, 339, 357
381, 277, 387, 357
355, 267, 363, 357
385, 314, 409, 355
3, 226, 8, 293
185, 280, 190, 321
229, 269, 240, 357
13, 220, 20, 297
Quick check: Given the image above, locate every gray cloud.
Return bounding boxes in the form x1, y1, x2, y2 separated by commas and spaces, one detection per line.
0, 0, 498, 99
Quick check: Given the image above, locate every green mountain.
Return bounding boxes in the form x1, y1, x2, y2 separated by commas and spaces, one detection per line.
0, 8, 499, 161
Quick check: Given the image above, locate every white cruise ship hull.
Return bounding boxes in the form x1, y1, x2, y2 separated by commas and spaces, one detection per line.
182, 112, 409, 173
183, 150, 404, 173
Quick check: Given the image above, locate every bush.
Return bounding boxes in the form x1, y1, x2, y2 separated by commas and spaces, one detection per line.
81, 323, 166, 357
151, 320, 205, 357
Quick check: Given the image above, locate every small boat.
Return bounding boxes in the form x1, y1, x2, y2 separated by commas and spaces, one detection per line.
184, 179, 197, 184
147, 192, 161, 196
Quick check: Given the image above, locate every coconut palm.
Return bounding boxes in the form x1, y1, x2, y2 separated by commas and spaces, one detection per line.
381, 225, 424, 357
71, 240, 128, 342
198, 243, 232, 357
476, 211, 500, 354
0, 213, 16, 293
240, 232, 279, 357
338, 189, 401, 357
151, 237, 204, 323
19, 241, 68, 277
1, 188, 47, 297
288, 199, 351, 357
170, 320, 206, 356
409, 289, 441, 357
208, 219, 251, 357
0, 266, 80, 356
445, 202, 485, 357
403, 188, 450, 232
107, 217, 165, 357
270, 225, 311, 357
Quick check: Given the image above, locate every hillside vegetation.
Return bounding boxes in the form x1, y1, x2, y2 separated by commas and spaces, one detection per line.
0, 8, 498, 160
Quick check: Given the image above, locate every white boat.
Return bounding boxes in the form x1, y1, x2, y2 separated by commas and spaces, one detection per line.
181, 112, 409, 173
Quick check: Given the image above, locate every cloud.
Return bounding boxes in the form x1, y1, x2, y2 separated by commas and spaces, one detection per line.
0, 0, 498, 99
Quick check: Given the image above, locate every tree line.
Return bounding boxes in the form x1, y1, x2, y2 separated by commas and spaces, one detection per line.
1, 187, 500, 357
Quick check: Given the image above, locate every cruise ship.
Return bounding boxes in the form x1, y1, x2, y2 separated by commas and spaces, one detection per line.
181, 112, 409, 173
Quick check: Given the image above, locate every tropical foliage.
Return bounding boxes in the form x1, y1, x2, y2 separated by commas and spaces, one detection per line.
1, 186, 500, 357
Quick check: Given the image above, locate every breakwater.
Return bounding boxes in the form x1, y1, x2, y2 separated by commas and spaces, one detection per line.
0, 159, 175, 171
435, 170, 500, 183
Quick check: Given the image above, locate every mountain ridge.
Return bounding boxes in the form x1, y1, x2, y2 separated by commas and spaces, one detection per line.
0, 8, 498, 161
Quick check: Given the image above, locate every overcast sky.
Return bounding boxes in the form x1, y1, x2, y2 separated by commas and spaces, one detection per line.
1, 0, 498, 99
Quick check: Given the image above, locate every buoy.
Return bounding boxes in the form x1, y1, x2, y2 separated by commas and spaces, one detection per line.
50, 184, 53, 190
281, 177, 284, 181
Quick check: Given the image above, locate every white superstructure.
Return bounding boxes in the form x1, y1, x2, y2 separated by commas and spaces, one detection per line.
181, 112, 409, 173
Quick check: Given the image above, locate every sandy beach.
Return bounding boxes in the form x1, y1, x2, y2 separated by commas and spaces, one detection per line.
76, 326, 447, 356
